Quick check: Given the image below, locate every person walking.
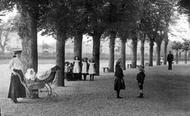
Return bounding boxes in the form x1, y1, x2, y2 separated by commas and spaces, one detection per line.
8, 50, 26, 103
136, 65, 145, 98
114, 59, 125, 98
167, 51, 174, 70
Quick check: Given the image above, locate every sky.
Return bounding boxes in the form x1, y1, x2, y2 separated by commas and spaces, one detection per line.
1, 8, 190, 45
168, 13, 190, 42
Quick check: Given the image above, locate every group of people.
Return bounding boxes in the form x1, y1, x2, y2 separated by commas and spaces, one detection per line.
7, 49, 174, 103
114, 59, 146, 99
114, 51, 174, 99
65, 56, 96, 81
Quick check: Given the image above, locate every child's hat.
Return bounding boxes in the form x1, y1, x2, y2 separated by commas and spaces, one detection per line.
138, 65, 144, 71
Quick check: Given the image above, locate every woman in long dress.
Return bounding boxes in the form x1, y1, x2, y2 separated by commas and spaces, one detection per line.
8, 50, 26, 103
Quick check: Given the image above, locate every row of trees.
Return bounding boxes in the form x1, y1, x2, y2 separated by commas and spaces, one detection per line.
172, 39, 190, 64
0, 0, 180, 86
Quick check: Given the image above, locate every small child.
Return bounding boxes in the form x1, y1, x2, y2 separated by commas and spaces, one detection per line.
25, 68, 36, 81
73, 56, 81, 80
136, 65, 145, 98
82, 58, 89, 81
88, 59, 96, 81
25, 68, 38, 98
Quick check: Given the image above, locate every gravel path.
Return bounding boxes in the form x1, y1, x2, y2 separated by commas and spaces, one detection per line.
0, 64, 190, 116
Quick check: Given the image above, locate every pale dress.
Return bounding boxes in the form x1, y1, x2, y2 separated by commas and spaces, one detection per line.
82, 62, 88, 74
73, 60, 80, 73
89, 63, 95, 75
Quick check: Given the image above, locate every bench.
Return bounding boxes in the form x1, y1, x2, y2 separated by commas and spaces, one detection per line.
102, 67, 109, 72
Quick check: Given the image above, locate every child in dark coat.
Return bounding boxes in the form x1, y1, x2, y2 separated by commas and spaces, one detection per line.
136, 65, 145, 98
114, 58, 125, 98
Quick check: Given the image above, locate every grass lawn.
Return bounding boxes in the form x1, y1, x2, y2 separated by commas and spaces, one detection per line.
0, 60, 190, 116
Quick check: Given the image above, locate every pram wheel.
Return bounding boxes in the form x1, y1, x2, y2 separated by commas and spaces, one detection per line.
38, 85, 49, 98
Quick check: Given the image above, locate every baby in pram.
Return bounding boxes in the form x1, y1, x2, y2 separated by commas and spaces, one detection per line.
25, 65, 60, 98
25, 68, 40, 98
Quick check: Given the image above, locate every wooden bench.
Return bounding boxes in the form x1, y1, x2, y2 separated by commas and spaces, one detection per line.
102, 67, 109, 72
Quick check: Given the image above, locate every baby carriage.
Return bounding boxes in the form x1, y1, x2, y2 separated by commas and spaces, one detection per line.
14, 65, 60, 99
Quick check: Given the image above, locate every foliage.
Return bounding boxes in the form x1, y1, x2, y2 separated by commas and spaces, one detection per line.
0, 17, 17, 53
140, 0, 175, 43
172, 41, 182, 50
182, 39, 190, 51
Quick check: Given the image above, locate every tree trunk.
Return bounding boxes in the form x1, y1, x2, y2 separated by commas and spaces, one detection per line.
20, 10, 38, 73
108, 32, 116, 72
121, 38, 126, 70
185, 50, 187, 64
74, 33, 83, 59
176, 50, 179, 64
55, 30, 66, 86
164, 40, 168, 65
156, 42, 162, 65
140, 36, 145, 66
131, 37, 138, 68
92, 32, 102, 75
149, 40, 154, 66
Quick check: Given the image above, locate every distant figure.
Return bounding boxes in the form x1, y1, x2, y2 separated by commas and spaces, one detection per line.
167, 51, 174, 70
8, 50, 26, 103
73, 56, 81, 80
82, 58, 89, 81
160, 56, 164, 65
114, 58, 125, 98
136, 65, 145, 98
88, 59, 96, 81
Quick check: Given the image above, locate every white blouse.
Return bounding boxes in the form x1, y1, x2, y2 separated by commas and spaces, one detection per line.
9, 57, 23, 73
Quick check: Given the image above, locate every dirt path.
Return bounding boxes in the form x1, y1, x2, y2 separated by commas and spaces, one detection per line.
0, 64, 190, 116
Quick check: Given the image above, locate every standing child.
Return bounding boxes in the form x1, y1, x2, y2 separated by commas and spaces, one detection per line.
114, 58, 125, 98
136, 65, 145, 98
88, 59, 96, 81
82, 58, 89, 81
73, 56, 81, 80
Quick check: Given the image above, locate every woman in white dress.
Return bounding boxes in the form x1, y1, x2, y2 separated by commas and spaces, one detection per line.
88, 59, 96, 81
73, 56, 81, 80
82, 58, 89, 80
8, 50, 26, 103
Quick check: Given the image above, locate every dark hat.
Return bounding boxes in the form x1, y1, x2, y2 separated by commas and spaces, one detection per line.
137, 65, 144, 71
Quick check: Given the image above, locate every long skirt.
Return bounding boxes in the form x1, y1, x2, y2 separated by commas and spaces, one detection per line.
114, 77, 125, 91
8, 70, 26, 99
